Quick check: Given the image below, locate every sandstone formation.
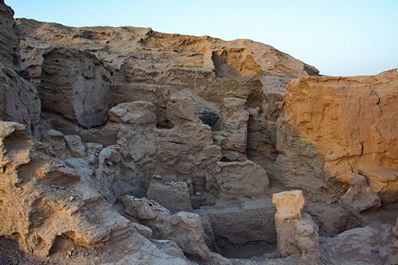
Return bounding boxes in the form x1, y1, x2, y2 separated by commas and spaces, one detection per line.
0, 0, 397, 264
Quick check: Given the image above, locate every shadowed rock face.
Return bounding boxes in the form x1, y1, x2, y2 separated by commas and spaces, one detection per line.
0, 63, 41, 134
0, 1, 397, 264
40, 48, 112, 128
0, 1, 19, 70
0, 1, 40, 135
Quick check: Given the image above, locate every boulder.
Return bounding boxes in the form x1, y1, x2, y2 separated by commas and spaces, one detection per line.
340, 174, 381, 212
64, 134, 86, 157
109, 101, 157, 126
321, 224, 396, 265
167, 96, 200, 124
42, 129, 66, 158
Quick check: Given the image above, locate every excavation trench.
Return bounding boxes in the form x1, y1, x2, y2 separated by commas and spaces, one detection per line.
195, 198, 278, 258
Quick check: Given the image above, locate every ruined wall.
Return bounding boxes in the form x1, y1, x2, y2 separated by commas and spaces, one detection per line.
277, 70, 398, 205
40, 48, 112, 128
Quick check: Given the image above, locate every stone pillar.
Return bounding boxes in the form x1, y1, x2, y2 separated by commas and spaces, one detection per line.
272, 190, 320, 263
213, 97, 249, 161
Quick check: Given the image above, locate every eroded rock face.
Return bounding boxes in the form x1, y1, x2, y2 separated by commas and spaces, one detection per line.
64, 135, 86, 157
0, 63, 41, 134
0, 121, 197, 265
40, 48, 112, 128
0, 121, 133, 256
277, 69, 398, 205
15, 17, 319, 154
93, 99, 271, 207
0, 1, 19, 70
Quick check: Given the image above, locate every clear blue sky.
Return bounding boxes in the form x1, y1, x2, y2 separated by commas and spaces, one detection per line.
7, 0, 398, 76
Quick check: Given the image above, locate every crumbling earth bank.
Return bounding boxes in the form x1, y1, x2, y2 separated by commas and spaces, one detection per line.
0, 1, 397, 264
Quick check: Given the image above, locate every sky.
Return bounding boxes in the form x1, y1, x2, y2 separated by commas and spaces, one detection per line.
7, 0, 398, 76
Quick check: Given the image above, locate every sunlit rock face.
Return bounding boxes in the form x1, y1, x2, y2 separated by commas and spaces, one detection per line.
277, 70, 398, 205
272, 190, 320, 264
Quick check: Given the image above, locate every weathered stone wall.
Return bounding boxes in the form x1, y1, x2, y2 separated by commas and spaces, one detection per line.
40, 48, 112, 128
276, 70, 398, 205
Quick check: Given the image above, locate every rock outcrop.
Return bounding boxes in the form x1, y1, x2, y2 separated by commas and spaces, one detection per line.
340, 174, 381, 212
